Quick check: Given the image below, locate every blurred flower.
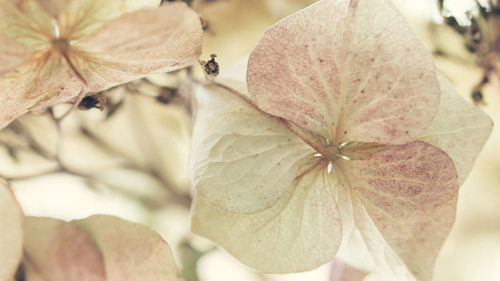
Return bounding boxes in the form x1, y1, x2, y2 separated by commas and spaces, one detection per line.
0, 0, 202, 129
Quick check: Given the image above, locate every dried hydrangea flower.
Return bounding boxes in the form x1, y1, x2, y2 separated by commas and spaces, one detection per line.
189, 0, 493, 280
0, 0, 202, 129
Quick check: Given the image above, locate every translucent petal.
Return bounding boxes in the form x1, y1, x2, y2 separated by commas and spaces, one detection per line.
69, 3, 202, 92
74, 215, 183, 281
420, 74, 493, 185
247, 0, 440, 145
192, 163, 342, 273
190, 83, 316, 214
0, 0, 55, 49
23, 217, 106, 281
54, 0, 161, 40
0, 51, 84, 130
336, 141, 458, 281
23, 215, 182, 281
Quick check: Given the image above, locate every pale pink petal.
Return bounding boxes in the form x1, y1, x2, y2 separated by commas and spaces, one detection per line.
23, 217, 106, 281
70, 3, 202, 92
0, 51, 84, 130
330, 259, 368, 281
420, 73, 493, 185
0, 34, 34, 75
74, 215, 183, 281
336, 141, 458, 280
192, 163, 342, 273
23, 215, 182, 281
0, 178, 23, 281
247, 0, 440, 145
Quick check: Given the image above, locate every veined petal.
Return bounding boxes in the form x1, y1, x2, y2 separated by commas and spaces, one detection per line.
190, 82, 316, 214
74, 215, 183, 281
191, 163, 342, 273
0, 51, 84, 130
0, 178, 23, 281
0, 0, 55, 49
420, 74, 493, 185
335, 141, 458, 281
247, 0, 440, 145
69, 3, 202, 92
52, 0, 161, 40
23, 217, 106, 281
0, 33, 33, 75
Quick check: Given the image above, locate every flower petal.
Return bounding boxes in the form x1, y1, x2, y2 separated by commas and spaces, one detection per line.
190, 83, 316, 214
420, 73, 493, 185
23, 217, 106, 281
0, 178, 23, 281
335, 141, 458, 280
215, 55, 251, 99
50, 0, 161, 40
0, 0, 55, 49
330, 259, 369, 281
191, 163, 342, 273
0, 51, 84, 130
0, 34, 34, 75
247, 0, 440, 145
70, 3, 202, 92
23, 215, 183, 281
74, 215, 183, 281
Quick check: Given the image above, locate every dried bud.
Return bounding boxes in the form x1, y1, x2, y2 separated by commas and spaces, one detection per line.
78, 95, 107, 110
200, 53, 219, 77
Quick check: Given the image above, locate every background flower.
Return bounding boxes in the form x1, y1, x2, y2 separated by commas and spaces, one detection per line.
0, 0, 202, 129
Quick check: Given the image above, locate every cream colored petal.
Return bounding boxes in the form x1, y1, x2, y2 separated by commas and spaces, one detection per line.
69, 3, 202, 92
191, 163, 342, 273
0, 178, 23, 281
420, 74, 493, 185
23, 217, 106, 281
190, 83, 315, 214
0, 51, 84, 130
36, 0, 159, 20
0, 33, 34, 75
247, 0, 440, 145
0, 0, 55, 49
74, 215, 183, 281
53, 0, 160, 40
336, 141, 458, 281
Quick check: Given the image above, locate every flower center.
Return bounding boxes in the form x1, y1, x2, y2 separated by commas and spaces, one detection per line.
322, 143, 346, 161
52, 38, 70, 52
50, 38, 88, 86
